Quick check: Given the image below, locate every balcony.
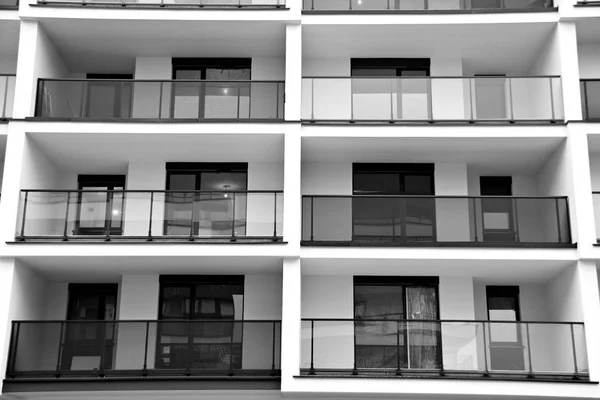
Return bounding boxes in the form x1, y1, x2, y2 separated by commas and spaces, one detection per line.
0, 75, 16, 119
301, 195, 573, 247
16, 190, 283, 243
36, 0, 285, 8
300, 319, 588, 382
302, 0, 554, 12
34, 79, 285, 121
302, 76, 563, 124
581, 80, 600, 121
6, 320, 281, 380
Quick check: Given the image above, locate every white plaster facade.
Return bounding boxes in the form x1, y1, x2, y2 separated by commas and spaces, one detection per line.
0, 0, 599, 399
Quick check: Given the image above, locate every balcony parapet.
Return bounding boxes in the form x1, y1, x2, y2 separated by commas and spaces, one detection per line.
300, 318, 588, 382
34, 0, 286, 9
16, 190, 284, 243
6, 320, 281, 380
302, 0, 555, 12
302, 195, 573, 248
302, 76, 563, 124
0, 74, 16, 119
34, 79, 285, 122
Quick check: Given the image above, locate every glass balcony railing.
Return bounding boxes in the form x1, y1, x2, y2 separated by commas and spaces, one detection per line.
301, 319, 588, 381
302, 195, 572, 247
35, 79, 285, 121
302, 76, 563, 123
302, 0, 553, 11
16, 190, 283, 242
6, 320, 281, 379
0, 0, 18, 8
37, 0, 285, 7
0, 75, 16, 118
581, 80, 600, 121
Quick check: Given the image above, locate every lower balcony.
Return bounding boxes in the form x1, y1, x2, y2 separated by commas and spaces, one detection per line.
6, 320, 281, 382
300, 319, 588, 382
301, 195, 573, 248
16, 190, 283, 243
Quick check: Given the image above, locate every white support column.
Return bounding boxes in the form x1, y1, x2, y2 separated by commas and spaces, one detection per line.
285, 24, 302, 121
558, 22, 582, 122
567, 128, 595, 252
283, 125, 301, 249
575, 260, 600, 381
12, 21, 40, 119
280, 257, 301, 390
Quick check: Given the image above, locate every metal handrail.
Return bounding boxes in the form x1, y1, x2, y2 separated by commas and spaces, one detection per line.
303, 75, 561, 79
38, 78, 284, 83
302, 318, 584, 325
303, 194, 568, 199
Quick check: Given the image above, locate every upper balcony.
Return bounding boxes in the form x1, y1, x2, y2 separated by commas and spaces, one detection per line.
0, 0, 18, 9
302, 76, 563, 124
302, 0, 555, 13
34, 79, 284, 122
35, 0, 285, 9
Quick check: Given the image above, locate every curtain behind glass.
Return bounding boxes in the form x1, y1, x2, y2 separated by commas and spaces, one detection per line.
406, 287, 440, 369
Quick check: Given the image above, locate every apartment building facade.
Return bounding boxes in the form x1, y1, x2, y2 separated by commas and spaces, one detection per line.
0, 0, 600, 399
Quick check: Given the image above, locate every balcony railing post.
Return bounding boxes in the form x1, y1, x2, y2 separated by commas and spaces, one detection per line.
389, 79, 394, 122
63, 192, 71, 241
508, 78, 514, 122
549, 77, 556, 121
229, 322, 236, 376
55, 321, 65, 377
565, 197, 572, 243
570, 324, 580, 378
555, 197, 563, 244
99, 322, 107, 377
310, 197, 314, 242
19, 191, 29, 240
81, 81, 88, 118
230, 192, 237, 242
583, 81, 589, 121
472, 198, 479, 243
142, 321, 150, 376
311, 0, 314, 9
1, 76, 9, 118
525, 323, 533, 379
396, 320, 402, 376
469, 78, 476, 121
348, 0, 352, 10
248, 83, 252, 118
513, 198, 520, 243
350, 79, 355, 122
148, 191, 154, 241
105, 191, 114, 242
273, 192, 278, 241
189, 192, 196, 242
482, 322, 490, 376
236, 84, 241, 119
427, 77, 433, 121
311, 79, 315, 121
271, 322, 277, 375
158, 82, 164, 119
309, 320, 315, 375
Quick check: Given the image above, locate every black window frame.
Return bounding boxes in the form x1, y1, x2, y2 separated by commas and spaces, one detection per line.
171, 58, 252, 80
353, 276, 442, 370
350, 58, 431, 77
486, 285, 521, 322
480, 176, 513, 196
75, 175, 126, 236
352, 163, 435, 195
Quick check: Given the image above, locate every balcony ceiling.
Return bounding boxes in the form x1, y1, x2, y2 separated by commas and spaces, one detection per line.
303, 23, 554, 75
302, 136, 563, 175
20, 256, 284, 281
40, 19, 286, 73
577, 17, 600, 44
28, 132, 284, 173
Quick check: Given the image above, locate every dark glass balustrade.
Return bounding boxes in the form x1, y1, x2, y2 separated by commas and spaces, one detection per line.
35, 79, 285, 121
6, 320, 281, 378
0, 75, 16, 118
16, 190, 283, 242
302, 195, 572, 247
581, 80, 600, 121
303, 0, 553, 11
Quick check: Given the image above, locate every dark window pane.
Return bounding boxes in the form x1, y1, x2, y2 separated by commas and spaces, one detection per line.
354, 173, 400, 194
404, 175, 433, 195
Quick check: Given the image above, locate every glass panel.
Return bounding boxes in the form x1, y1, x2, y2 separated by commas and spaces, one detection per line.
406, 287, 440, 369
584, 81, 600, 120
161, 286, 192, 319
86, 83, 121, 118
78, 190, 108, 230
474, 78, 507, 119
